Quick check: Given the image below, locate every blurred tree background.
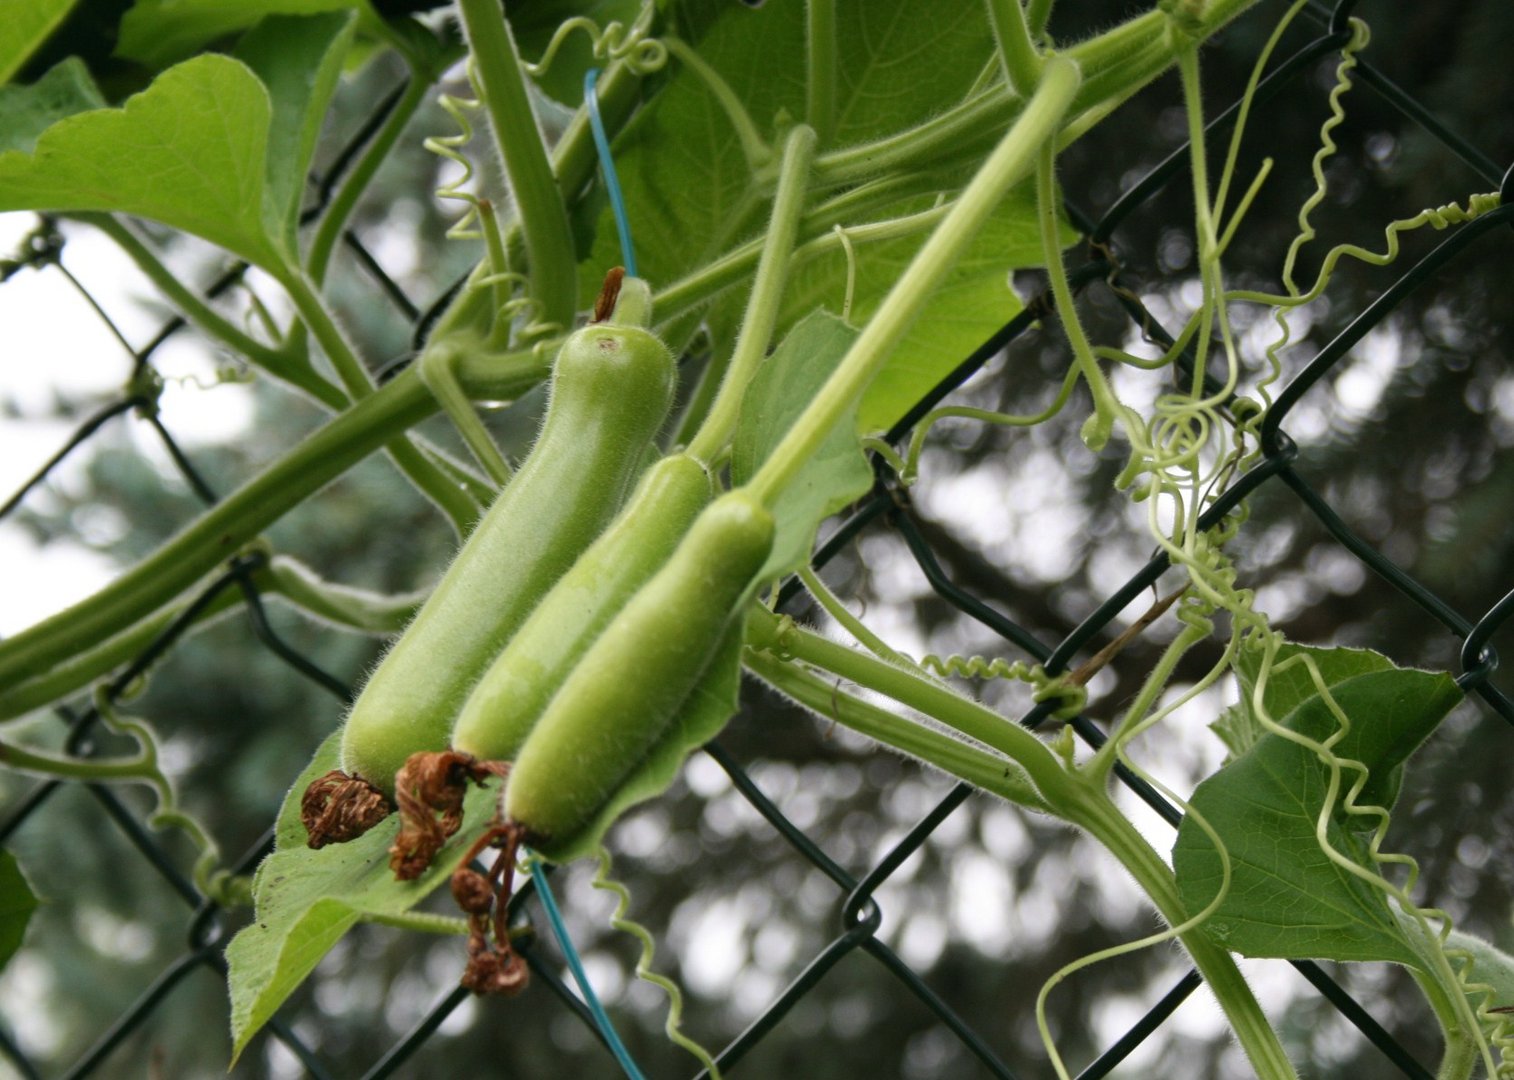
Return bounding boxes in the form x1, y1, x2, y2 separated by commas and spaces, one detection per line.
1, 1, 1511, 1077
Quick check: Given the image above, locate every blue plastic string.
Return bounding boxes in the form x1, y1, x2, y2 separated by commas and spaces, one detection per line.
585, 67, 639, 277
528, 852, 647, 1080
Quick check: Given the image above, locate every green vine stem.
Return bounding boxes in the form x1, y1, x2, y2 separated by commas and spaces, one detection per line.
747, 609, 1076, 805
743, 647, 1049, 813
747, 56, 1081, 508
663, 38, 772, 171
362, 911, 471, 935
79, 214, 345, 410
1026, 0, 1055, 37
686, 124, 817, 464
279, 268, 482, 533
806, 0, 837, 145
307, 69, 436, 286
984, 0, 1042, 95
751, 610, 1297, 1076
457, 0, 578, 330
0, 554, 424, 721
1062, 791, 1299, 1079
0, 348, 546, 691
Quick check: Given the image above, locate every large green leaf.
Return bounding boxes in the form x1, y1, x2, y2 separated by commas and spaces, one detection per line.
0, 850, 37, 971
1211, 639, 1396, 759
225, 732, 499, 1061
117, 0, 376, 70
0, 57, 104, 155
0, 0, 80, 85
233, 11, 356, 249
1174, 651, 1462, 965
783, 191, 1052, 434
0, 54, 285, 270
730, 309, 872, 582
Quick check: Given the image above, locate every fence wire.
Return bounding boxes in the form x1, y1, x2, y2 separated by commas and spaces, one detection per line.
1, 2, 1511, 1077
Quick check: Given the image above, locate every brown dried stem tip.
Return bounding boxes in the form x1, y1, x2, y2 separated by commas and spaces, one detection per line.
389, 751, 507, 880
452, 820, 529, 996
591, 266, 626, 323
301, 770, 392, 848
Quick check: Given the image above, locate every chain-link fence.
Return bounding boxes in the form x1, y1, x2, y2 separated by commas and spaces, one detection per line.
1, 1, 1512, 1076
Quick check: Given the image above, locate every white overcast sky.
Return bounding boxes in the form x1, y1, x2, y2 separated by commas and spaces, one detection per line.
0, 211, 256, 636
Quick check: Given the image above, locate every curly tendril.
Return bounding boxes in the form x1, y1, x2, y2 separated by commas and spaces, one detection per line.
521, 17, 668, 79
590, 848, 724, 1079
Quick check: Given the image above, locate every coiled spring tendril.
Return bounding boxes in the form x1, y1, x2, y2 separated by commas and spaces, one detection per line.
521, 16, 668, 80
590, 849, 725, 1079
423, 60, 491, 241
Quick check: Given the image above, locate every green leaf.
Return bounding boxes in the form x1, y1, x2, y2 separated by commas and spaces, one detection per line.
225, 732, 498, 1062
730, 309, 873, 582
233, 11, 356, 247
535, 624, 743, 864
1210, 639, 1397, 762
0, 57, 104, 155
0, 54, 285, 270
1173, 652, 1462, 965
118, 0, 374, 70
786, 190, 1056, 434
0, 0, 80, 85
0, 850, 38, 971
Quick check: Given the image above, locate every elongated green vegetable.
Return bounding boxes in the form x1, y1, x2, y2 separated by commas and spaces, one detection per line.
503, 490, 775, 850
450, 452, 713, 763
337, 319, 677, 796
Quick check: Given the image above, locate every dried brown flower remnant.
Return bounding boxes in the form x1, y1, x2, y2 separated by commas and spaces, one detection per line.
451, 820, 529, 996
591, 265, 626, 323
301, 770, 392, 848
389, 751, 506, 880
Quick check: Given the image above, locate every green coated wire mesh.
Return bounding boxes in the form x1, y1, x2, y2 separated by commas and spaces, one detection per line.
0, 2, 1511, 1077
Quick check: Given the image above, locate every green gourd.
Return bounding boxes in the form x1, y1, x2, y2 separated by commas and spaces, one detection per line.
450, 452, 713, 763
503, 490, 775, 849
337, 320, 676, 794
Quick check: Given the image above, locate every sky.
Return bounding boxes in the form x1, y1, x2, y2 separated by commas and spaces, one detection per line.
0, 211, 256, 636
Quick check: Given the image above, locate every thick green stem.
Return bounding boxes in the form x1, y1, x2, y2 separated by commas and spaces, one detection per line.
281, 268, 481, 531
1066, 792, 1300, 1079
0, 555, 424, 720
307, 72, 432, 285
984, 0, 1042, 95
752, 610, 1076, 806
457, 0, 578, 329
806, 0, 837, 144
0, 348, 546, 690
686, 124, 816, 464
745, 648, 1050, 813
1026, 0, 1054, 36
748, 57, 1081, 508
82, 215, 346, 410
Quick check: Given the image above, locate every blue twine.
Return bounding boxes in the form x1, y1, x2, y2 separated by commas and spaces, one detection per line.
585, 67, 639, 277
529, 852, 647, 1080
